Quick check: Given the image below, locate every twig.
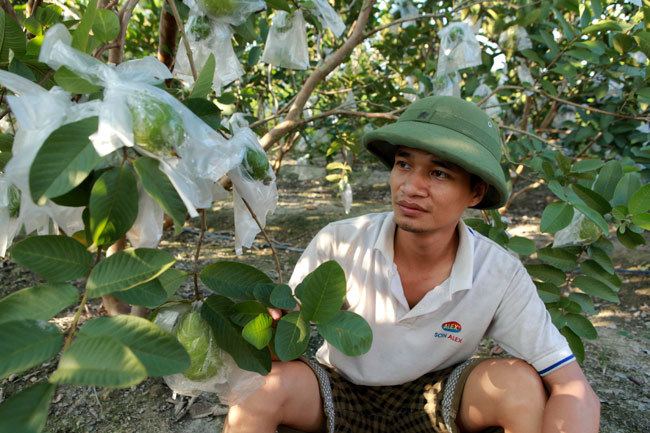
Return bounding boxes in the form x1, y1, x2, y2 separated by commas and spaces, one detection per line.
111, 0, 140, 64
497, 122, 560, 148
93, 42, 120, 59
573, 131, 603, 161
192, 210, 207, 301
240, 197, 283, 284
499, 180, 545, 214
164, 0, 198, 80
0, 0, 20, 23
63, 290, 88, 351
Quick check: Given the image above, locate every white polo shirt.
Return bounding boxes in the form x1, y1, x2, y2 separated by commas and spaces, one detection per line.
288, 212, 575, 386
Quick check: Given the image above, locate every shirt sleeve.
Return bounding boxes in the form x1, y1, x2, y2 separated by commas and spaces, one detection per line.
485, 265, 576, 376
288, 225, 336, 290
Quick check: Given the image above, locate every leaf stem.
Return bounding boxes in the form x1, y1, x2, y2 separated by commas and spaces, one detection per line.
63, 290, 88, 351
192, 209, 206, 301
240, 196, 283, 284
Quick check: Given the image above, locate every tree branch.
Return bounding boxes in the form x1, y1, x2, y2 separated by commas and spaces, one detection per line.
0, 0, 20, 24
109, 0, 140, 65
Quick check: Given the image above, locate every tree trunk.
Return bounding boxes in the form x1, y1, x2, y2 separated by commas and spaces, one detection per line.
158, 1, 179, 70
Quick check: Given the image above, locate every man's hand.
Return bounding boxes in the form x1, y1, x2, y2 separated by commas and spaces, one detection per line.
542, 361, 600, 433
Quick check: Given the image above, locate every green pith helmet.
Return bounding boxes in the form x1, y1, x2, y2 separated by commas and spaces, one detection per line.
362, 95, 509, 209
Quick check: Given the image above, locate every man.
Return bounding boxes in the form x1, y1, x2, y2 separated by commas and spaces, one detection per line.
224, 96, 600, 433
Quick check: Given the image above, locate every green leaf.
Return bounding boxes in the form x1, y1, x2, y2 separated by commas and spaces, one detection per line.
580, 260, 621, 291
628, 183, 650, 215
50, 335, 147, 387
582, 20, 621, 34
613, 33, 636, 55
612, 172, 641, 207
632, 213, 650, 230
89, 166, 139, 247
634, 31, 650, 58
587, 246, 614, 274
525, 263, 566, 286
0, 11, 27, 64
253, 284, 276, 308
181, 98, 221, 131
50, 168, 97, 207
86, 248, 176, 298
555, 152, 571, 174
593, 160, 623, 201
133, 157, 187, 236
54, 65, 103, 94
0, 283, 78, 324
112, 278, 168, 308
0, 319, 62, 379
247, 46, 262, 67
573, 276, 619, 303
571, 158, 603, 173
520, 49, 546, 66
570, 184, 611, 215
11, 235, 93, 282
231, 301, 268, 326
317, 310, 373, 357
274, 311, 310, 362
29, 117, 101, 205
71, 0, 97, 52
0, 382, 56, 433
200, 261, 273, 301
547, 180, 567, 201
535, 282, 560, 303
560, 327, 584, 364
190, 53, 215, 99
265, 0, 291, 12
505, 236, 536, 256
242, 313, 273, 350
79, 315, 190, 377
297, 260, 346, 324
201, 295, 271, 375
565, 313, 597, 340
92, 8, 120, 43
568, 292, 596, 315
616, 227, 646, 249
541, 202, 574, 233
590, 0, 602, 17
537, 246, 579, 272
270, 284, 297, 310
157, 268, 188, 297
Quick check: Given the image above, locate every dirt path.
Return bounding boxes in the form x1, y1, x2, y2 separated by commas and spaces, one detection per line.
1, 163, 648, 432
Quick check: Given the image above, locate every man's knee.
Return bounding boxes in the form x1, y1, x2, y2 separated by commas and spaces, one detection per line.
496, 359, 546, 414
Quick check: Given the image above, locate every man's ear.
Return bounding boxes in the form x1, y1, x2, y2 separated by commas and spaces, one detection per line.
469, 181, 488, 207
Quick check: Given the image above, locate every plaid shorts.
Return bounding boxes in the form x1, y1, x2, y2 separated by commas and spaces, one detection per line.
300, 358, 504, 433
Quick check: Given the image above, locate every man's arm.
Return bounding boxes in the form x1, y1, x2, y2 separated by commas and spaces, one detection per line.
542, 361, 600, 433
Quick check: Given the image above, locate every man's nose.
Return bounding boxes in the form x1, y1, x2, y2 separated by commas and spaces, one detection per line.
401, 170, 429, 196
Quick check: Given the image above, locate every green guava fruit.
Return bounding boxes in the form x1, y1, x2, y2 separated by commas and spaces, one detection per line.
175, 311, 222, 381
199, 0, 238, 18
243, 147, 272, 184
128, 95, 185, 155
579, 217, 602, 244
190, 15, 212, 40
7, 184, 20, 218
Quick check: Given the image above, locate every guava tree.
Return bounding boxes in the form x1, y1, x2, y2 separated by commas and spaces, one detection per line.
0, 0, 648, 431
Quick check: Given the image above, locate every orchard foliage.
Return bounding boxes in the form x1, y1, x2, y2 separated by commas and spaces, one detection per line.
0, 0, 649, 431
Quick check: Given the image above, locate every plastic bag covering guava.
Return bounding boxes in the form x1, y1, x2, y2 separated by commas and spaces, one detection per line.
497, 26, 532, 54
472, 84, 501, 118
38, 24, 246, 217
340, 182, 352, 215
226, 114, 278, 255
175, 0, 245, 96
436, 22, 482, 74
126, 180, 165, 248
195, 0, 266, 26
0, 70, 92, 256
261, 9, 310, 70
552, 211, 603, 248
310, 0, 346, 37
397, 0, 420, 28
154, 302, 264, 404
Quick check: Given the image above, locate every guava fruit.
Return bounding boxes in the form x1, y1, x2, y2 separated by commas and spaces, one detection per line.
128, 95, 185, 155
7, 184, 20, 218
243, 147, 272, 184
199, 0, 238, 18
190, 15, 212, 41
579, 217, 602, 244
175, 311, 223, 381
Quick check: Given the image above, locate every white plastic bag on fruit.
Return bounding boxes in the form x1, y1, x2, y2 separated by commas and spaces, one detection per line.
498, 26, 532, 54
309, 0, 345, 37
226, 115, 277, 255
39, 24, 246, 217
0, 177, 21, 257
126, 181, 165, 248
340, 182, 352, 215
261, 9, 310, 70
175, 3, 244, 95
432, 70, 460, 97
195, 0, 265, 26
154, 301, 264, 404
552, 211, 603, 248
437, 22, 482, 74
473, 84, 501, 118
397, 0, 419, 28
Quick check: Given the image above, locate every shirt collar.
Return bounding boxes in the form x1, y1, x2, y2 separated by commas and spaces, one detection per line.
373, 212, 397, 263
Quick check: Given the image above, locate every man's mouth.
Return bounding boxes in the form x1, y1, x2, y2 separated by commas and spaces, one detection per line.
396, 200, 426, 215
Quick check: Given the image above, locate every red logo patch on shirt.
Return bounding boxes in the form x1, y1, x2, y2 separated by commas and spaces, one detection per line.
442, 321, 462, 333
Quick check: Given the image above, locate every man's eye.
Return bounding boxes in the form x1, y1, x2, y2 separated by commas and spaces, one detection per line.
431, 170, 448, 178
396, 160, 409, 168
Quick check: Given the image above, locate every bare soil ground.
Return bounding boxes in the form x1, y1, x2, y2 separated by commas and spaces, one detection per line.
1, 162, 649, 433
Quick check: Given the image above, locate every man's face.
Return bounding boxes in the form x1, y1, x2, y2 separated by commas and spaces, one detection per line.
390, 146, 486, 234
